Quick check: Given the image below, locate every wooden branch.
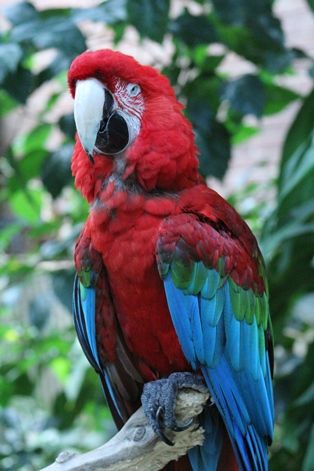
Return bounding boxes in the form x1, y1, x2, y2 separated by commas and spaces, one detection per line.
40, 387, 209, 471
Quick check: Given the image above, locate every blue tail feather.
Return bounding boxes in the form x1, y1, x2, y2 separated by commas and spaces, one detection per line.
188, 409, 223, 471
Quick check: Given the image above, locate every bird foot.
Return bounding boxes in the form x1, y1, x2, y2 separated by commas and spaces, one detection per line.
141, 372, 205, 446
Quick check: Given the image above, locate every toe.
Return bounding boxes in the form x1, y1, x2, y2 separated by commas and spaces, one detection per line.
171, 417, 194, 432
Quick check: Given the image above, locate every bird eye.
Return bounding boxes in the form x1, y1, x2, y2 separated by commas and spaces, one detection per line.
127, 83, 141, 97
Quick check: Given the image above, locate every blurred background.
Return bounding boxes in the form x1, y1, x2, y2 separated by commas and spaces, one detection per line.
0, 0, 313, 470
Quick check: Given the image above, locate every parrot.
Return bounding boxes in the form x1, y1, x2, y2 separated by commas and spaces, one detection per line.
68, 49, 274, 471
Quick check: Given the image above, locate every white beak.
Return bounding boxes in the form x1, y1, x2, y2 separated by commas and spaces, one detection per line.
73, 78, 105, 158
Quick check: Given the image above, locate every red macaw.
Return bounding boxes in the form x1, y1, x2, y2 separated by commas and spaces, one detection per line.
68, 49, 274, 471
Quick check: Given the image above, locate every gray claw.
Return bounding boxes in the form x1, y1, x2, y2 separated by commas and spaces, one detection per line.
156, 407, 174, 446
141, 372, 205, 447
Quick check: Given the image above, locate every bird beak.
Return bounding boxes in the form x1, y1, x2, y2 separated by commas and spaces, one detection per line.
74, 78, 105, 162
73, 78, 130, 161
73, 78, 107, 163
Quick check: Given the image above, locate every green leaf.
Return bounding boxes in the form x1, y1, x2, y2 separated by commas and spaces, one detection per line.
185, 82, 231, 178
0, 256, 34, 278
0, 43, 23, 82
0, 223, 23, 251
59, 114, 76, 139
197, 120, 231, 179
7, 125, 52, 187
40, 228, 79, 259
185, 75, 222, 115
222, 74, 265, 117
15, 123, 52, 155
279, 88, 314, 186
263, 83, 300, 116
294, 383, 314, 407
28, 221, 60, 238
170, 11, 217, 47
262, 221, 314, 260
36, 53, 71, 85
11, 17, 86, 58
51, 357, 71, 383
72, 0, 127, 23
303, 425, 314, 471
306, 0, 314, 12
51, 270, 74, 311
2, 65, 34, 103
5, 1, 39, 26
213, 6, 293, 73
42, 144, 73, 198
193, 51, 225, 73
64, 354, 89, 402
28, 295, 50, 331
231, 125, 259, 144
127, 0, 170, 42
282, 419, 300, 453
9, 187, 43, 223
39, 7, 72, 19
16, 150, 49, 184
212, 0, 270, 25
279, 138, 314, 204
0, 89, 18, 116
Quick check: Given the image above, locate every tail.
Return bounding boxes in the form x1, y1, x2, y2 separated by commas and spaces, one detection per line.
163, 409, 237, 471
218, 426, 239, 471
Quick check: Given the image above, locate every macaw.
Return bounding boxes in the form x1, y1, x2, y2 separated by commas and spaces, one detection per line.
68, 49, 274, 471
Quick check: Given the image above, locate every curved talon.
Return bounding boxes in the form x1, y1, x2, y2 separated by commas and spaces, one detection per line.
156, 405, 164, 425
157, 429, 175, 447
156, 406, 174, 446
171, 417, 194, 432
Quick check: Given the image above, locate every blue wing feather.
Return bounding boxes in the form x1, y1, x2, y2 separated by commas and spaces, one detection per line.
73, 276, 100, 371
72, 275, 122, 417
79, 283, 100, 368
164, 275, 198, 368
163, 272, 274, 471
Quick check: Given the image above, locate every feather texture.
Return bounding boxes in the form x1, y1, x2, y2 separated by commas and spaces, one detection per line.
73, 272, 144, 428
68, 49, 274, 471
163, 274, 273, 471
158, 207, 274, 471
73, 275, 122, 417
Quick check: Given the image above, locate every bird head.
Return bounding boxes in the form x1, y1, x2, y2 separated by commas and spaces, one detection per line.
68, 49, 199, 202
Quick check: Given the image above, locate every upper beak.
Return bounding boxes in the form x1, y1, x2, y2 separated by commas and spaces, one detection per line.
73, 78, 108, 162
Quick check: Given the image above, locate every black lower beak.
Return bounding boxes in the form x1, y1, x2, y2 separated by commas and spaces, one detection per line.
95, 111, 129, 155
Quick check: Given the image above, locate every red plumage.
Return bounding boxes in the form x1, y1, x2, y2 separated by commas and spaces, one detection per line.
68, 49, 268, 471
69, 50, 199, 197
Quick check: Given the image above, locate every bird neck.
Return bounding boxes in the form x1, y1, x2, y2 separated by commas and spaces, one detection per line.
72, 108, 201, 205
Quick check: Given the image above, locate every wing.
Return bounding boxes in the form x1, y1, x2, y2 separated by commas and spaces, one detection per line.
156, 208, 274, 471
73, 233, 144, 428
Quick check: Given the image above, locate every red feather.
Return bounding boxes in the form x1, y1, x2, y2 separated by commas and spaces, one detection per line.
69, 49, 266, 470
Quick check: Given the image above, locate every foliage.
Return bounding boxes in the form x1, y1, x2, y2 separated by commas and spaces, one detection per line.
0, 1, 313, 470
261, 88, 314, 470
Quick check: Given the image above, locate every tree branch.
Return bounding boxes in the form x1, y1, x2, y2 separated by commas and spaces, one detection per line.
40, 387, 209, 471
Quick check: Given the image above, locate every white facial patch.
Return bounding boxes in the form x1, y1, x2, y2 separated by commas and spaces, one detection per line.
113, 78, 145, 145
